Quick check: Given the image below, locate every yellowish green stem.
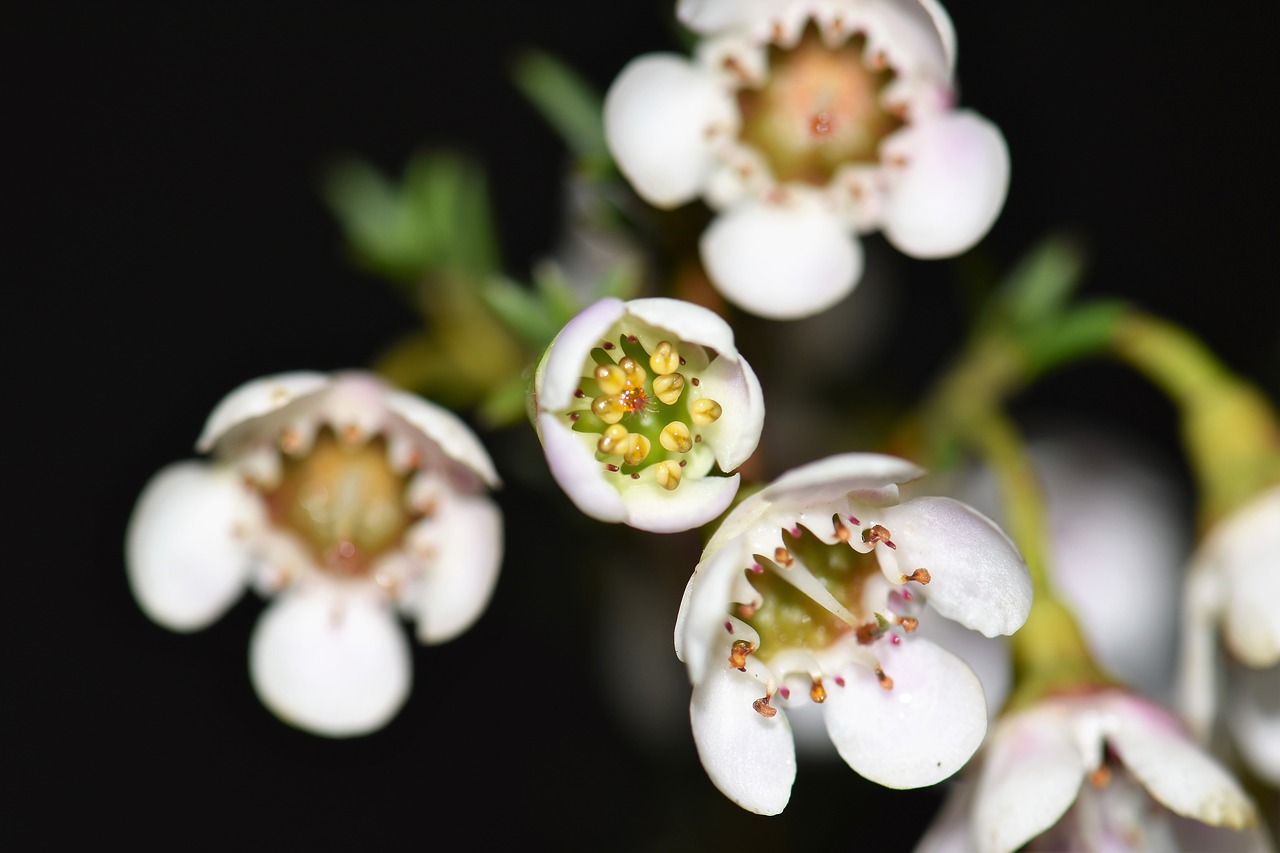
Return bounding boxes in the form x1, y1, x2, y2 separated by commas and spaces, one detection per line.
1108, 312, 1280, 531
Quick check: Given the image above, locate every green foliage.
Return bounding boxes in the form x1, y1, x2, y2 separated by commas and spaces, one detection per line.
510, 49, 613, 179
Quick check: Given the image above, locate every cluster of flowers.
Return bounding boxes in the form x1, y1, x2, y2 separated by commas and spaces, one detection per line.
125, 0, 1276, 848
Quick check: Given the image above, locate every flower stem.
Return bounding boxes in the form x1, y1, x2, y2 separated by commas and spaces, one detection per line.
1107, 311, 1280, 530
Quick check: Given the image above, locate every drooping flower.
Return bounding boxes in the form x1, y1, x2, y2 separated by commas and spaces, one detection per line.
915, 689, 1268, 853
603, 0, 1009, 319
1179, 484, 1280, 786
532, 296, 765, 533
674, 453, 1032, 814
126, 371, 503, 737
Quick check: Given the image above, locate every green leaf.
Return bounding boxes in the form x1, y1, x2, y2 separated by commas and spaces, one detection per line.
996, 231, 1090, 329
511, 49, 611, 175
1023, 299, 1130, 375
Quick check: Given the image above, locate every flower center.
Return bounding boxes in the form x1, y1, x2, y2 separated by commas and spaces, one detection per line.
565, 335, 722, 492
263, 428, 417, 576
736, 26, 903, 186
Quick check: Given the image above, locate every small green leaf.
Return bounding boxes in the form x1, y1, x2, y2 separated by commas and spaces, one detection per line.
511, 49, 611, 175
997, 231, 1090, 329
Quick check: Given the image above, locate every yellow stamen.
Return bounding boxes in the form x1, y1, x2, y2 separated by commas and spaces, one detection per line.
591, 396, 627, 425
620, 433, 651, 467
618, 355, 646, 386
690, 398, 723, 425
649, 341, 681, 375
655, 460, 682, 491
659, 421, 693, 453
596, 423, 629, 454
653, 373, 686, 405
594, 363, 627, 396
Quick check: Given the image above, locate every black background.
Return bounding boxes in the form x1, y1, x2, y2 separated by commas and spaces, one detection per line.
10, 2, 1279, 849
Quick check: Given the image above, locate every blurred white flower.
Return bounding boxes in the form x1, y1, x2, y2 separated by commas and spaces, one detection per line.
126, 371, 503, 737
603, 0, 1009, 319
916, 689, 1268, 853
532, 296, 764, 533
1179, 484, 1280, 785
674, 453, 1031, 814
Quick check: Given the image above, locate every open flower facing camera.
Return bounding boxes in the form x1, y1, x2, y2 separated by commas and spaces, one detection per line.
674, 453, 1032, 814
604, 0, 1009, 319
126, 371, 503, 737
532, 296, 765, 533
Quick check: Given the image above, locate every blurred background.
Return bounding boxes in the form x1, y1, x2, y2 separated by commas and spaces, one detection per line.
10, 2, 1279, 848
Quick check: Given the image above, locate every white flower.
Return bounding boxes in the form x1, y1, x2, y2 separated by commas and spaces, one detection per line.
532, 296, 765, 533
125, 371, 503, 737
1179, 485, 1280, 786
915, 689, 1268, 853
603, 0, 1009, 319
673, 453, 1032, 814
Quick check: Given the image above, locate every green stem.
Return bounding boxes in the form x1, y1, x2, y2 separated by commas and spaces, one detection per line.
1108, 312, 1280, 530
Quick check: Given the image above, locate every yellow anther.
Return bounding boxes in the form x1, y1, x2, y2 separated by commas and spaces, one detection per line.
655, 460, 682, 491
774, 546, 794, 567
809, 680, 827, 704
620, 433, 651, 467
690, 398, 723, 425
591, 396, 627, 425
649, 341, 681, 375
652, 373, 685, 405
596, 423, 629, 455
618, 355, 647, 385
730, 639, 754, 670
594, 363, 627, 396
659, 421, 693, 453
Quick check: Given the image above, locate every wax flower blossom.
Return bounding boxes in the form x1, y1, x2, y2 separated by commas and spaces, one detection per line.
674, 453, 1032, 814
1179, 484, 1280, 786
915, 689, 1267, 853
532, 296, 764, 533
604, 0, 1009, 319
126, 371, 503, 737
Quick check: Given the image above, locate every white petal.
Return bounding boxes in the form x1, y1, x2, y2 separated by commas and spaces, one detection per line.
879, 497, 1032, 637
676, 0, 774, 34
857, 0, 953, 82
694, 351, 765, 472
823, 637, 987, 789
1105, 693, 1258, 829
914, 606, 1012, 718
384, 388, 501, 488
412, 494, 503, 644
689, 663, 796, 815
1228, 664, 1280, 785
624, 296, 738, 358
196, 371, 329, 452
535, 412, 627, 524
125, 461, 257, 631
603, 53, 732, 208
699, 199, 863, 320
973, 706, 1087, 853
762, 452, 922, 506
915, 778, 979, 853
880, 111, 1010, 259
1218, 488, 1280, 667
536, 297, 626, 411
249, 584, 411, 738
623, 472, 742, 534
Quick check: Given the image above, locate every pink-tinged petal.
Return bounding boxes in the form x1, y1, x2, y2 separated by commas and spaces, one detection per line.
689, 662, 796, 815
1227, 664, 1280, 785
196, 371, 329, 452
624, 472, 742, 534
603, 53, 733, 208
694, 352, 764, 472
880, 110, 1010, 259
125, 461, 258, 631
677, 546, 751, 681
624, 296, 737, 358
1105, 694, 1258, 829
249, 584, 411, 738
914, 607, 1012, 718
763, 452, 922, 506
699, 198, 863, 320
1218, 488, 1280, 667
973, 706, 1087, 853
823, 637, 987, 789
879, 497, 1031, 638
411, 494, 503, 644
384, 388, 501, 488
536, 297, 626, 410
676, 0, 775, 34
916, 0, 957, 75
535, 412, 627, 524
857, 0, 953, 82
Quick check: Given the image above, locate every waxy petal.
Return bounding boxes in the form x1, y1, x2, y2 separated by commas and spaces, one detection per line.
625, 296, 738, 358
385, 389, 501, 488
537, 297, 626, 411
624, 472, 743, 534
196, 371, 329, 452
1217, 487, 1280, 667
1106, 694, 1259, 829
694, 350, 765, 472
536, 412, 628, 524
604, 53, 734, 208
1228, 664, 1280, 785
249, 584, 412, 738
690, 661, 797, 815
700, 198, 863, 320
411, 494, 504, 644
125, 461, 258, 631
879, 497, 1031, 638
973, 706, 1087, 853
823, 638, 987, 789
881, 110, 1010, 259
